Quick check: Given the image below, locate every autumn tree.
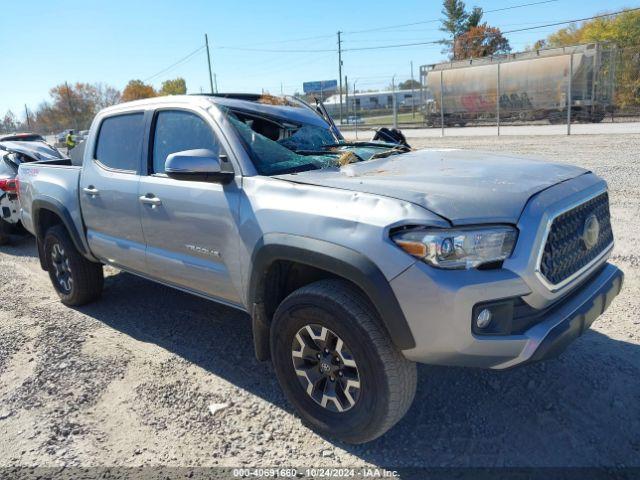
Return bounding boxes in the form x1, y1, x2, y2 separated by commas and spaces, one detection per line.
537, 9, 640, 108
1, 110, 18, 134
440, 0, 509, 60
454, 24, 511, 59
32, 82, 121, 132
160, 77, 187, 96
93, 83, 122, 109
122, 80, 157, 102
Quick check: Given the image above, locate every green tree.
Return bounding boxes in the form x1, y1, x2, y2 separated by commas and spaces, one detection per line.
398, 79, 421, 90
122, 80, 157, 102
160, 77, 187, 96
440, 0, 469, 40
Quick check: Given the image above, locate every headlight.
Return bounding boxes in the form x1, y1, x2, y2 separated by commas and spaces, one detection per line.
391, 226, 517, 269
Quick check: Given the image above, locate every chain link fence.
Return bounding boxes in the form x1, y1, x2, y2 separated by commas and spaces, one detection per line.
416, 43, 639, 133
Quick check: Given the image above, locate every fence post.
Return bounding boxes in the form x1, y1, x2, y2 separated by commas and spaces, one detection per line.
392, 75, 398, 129
440, 70, 445, 137
567, 52, 573, 135
354, 80, 358, 140
497, 62, 501, 136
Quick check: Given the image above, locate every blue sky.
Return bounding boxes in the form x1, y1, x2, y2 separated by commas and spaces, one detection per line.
1, 0, 638, 118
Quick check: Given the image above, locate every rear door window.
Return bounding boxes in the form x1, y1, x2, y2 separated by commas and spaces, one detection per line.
151, 110, 220, 174
95, 113, 144, 172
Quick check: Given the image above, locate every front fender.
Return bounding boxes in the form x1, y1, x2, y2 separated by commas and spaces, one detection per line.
248, 233, 416, 350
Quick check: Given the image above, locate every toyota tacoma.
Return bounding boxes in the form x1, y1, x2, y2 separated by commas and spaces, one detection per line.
17, 94, 623, 443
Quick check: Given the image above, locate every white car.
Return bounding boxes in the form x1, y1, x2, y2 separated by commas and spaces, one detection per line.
0, 138, 65, 244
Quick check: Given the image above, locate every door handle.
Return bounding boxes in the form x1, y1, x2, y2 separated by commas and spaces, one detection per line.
139, 195, 162, 206
83, 186, 99, 196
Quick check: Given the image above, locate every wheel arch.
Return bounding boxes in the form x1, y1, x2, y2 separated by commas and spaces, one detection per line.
32, 197, 94, 270
248, 233, 416, 360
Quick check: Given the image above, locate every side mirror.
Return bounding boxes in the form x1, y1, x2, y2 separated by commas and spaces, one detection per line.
165, 149, 234, 183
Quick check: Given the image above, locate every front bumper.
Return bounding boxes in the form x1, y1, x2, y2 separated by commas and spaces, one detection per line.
391, 262, 623, 369
519, 263, 623, 367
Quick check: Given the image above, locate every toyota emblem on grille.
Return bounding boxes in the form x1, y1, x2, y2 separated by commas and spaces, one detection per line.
582, 214, 600, 249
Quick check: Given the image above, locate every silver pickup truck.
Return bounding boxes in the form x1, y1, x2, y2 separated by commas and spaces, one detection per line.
17, 94, 623, 443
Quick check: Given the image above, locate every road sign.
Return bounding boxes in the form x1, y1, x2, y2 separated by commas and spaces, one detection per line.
303, 80, 338, 94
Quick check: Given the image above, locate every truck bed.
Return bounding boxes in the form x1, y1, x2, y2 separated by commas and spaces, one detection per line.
18, 159, 82, 237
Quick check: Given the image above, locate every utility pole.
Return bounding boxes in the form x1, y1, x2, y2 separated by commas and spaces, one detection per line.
24, 104, 31, 129
337, 31, 343, 125
205, 34, 215, 94
410, 61, 415, 119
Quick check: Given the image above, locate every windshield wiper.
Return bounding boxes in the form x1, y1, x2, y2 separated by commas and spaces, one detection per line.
314, 97, 343, 141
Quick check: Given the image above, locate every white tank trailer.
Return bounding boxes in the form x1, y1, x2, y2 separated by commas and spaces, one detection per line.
420, 43, 615, 126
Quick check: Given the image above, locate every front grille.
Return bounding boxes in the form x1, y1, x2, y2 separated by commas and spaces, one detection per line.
539, 192, 613, 286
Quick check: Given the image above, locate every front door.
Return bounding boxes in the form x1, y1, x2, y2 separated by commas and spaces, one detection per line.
80, 112, 147, 273
138, 109, 243, 306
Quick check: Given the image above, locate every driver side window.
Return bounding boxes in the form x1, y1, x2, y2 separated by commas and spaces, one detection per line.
152, 110, 221, 174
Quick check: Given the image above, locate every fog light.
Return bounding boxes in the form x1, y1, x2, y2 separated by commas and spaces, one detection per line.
476, 309, 492, 329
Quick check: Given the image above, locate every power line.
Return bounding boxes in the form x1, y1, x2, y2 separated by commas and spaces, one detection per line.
143, 46, 206, 82
214, 46, 334, 53
198, 0, 563, 53
222, 33, 335, 49
343, 0, 561, 35
343, 7, 640, 52
501, 8, 640, 35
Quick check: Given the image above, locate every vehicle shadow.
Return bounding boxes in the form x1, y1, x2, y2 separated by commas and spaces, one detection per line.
76, 269, 639, 468
0, 234, 39, 259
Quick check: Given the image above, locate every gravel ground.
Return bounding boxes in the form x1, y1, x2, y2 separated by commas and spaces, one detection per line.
0, 134, 639, 470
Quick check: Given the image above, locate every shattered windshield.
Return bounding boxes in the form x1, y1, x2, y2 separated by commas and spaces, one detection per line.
222, 106, 405, 176
229, 114, 337, 175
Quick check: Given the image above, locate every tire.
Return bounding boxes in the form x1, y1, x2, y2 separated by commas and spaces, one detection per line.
270, 279, 417, 444
43, 225, 103, 306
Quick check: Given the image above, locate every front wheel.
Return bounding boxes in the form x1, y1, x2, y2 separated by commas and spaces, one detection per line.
43, 225, 104, 306
270, 279, 417, 444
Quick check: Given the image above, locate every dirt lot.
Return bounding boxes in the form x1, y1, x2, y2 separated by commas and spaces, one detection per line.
1, 134, 639, 470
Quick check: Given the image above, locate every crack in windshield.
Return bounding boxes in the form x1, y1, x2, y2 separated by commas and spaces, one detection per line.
222, 107, 407, 176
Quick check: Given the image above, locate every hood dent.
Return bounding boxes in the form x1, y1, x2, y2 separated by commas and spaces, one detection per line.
276, 149, 587, 225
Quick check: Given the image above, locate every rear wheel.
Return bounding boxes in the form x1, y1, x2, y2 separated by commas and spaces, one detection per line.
43, 225, 103, 306
270, 279, 417, 444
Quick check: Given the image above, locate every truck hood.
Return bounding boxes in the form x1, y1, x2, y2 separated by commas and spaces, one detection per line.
275, 148, 588, 225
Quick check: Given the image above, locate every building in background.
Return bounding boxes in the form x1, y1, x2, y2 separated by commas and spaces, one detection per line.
323, 89, 420, 116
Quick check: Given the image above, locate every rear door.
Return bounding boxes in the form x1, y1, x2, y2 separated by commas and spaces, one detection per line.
80, 112, 148, 273
138, 108, 243, 306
